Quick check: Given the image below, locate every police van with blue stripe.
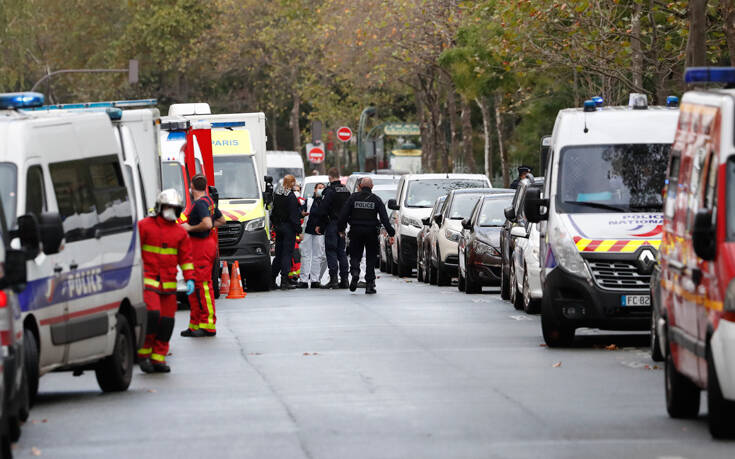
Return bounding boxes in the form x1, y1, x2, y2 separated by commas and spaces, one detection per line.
0, 92, 146, 401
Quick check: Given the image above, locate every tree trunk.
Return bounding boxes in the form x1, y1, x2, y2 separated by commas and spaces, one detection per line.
270, 112, 279, 150
290, 91, 301, 153
687, 0, 708, 67
494, 91, 509, 188
416, 90, 433, 172
460, 96, 476, 172
447, 89, 460, 172
476, 96, 493, 180
631, 3, 644, 91
722, 0, 735, 66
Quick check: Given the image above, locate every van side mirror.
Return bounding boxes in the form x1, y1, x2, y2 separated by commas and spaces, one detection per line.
434, 214, 443, 225
693, 208, 716, 261
0, 249, 27, 291
510, 226, 528, 238
504, 206, 516, 222
421, 217, 430, 226
524, 188, 548, 223
39, 213, 64, 255
387, 199, 399, 210
461, 218, 473, 230
16, 214, 41, 260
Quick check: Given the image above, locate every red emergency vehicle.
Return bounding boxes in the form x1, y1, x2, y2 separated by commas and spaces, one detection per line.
656, 68, 735, 438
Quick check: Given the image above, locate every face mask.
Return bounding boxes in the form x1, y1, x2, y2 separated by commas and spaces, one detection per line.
294, 191, 301, 198
315, 189, 323, 198
162, 208, 177, 221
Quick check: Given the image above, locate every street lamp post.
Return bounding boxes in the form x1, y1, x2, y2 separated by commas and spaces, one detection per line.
357, 106, 376, 172
31, 59, 139, 94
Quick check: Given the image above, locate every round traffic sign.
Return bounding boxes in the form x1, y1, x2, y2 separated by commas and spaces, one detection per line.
337, 126, 352, 142
308, 146, 325, 163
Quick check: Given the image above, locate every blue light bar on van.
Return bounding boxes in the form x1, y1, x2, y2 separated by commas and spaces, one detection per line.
0, 92, 44, 109
210, 121, 246, 128
583, 100, 596, 112
592, 96, 604, 107
684, 67, 735, 84
106, 108, 122, 120
666, 96, 680, 107
30, 98, 157, 111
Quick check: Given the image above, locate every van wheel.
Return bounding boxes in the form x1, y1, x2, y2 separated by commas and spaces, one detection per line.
95, 314, 134, 392
650, 308, 664, 362
707, 345, 735, 438
541, 298, 575, 347
522, 271, 540, 314
24, 329, 39, 407
391, 256, 399, 276
398, 258, 412, 277
247, 265, 273, 291
510, 265, 523, 310
665, 347, 700, 418
212, 259, 221, 299
458, 271, 466, 292
437, 263, 451, 286
500, 264, 511, 300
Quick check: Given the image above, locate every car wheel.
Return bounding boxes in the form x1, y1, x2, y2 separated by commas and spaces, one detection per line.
429, 263, 438, 285
510, 264, 523, 310
707, 345, 735, 438
522, 269, 540, 314
650, 308, 664, 362
24, 328, 39, 407
391, 255, 399, 276
665, 344, 700, 419
380, 252, 387, 272
465, 267, 481, 294
437, 262, 451, 286
500, 264, 511, 300
541, 297, 575, 347
95, 313, 134, 392
458, 271, 466, 292
398, 258, 412, 277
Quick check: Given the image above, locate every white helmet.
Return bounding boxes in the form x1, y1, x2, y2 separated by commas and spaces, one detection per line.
155, 189, 184, 215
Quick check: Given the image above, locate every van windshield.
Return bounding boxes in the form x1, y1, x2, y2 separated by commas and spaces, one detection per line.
0, 163, 17, 227
161, 162, 187, 203
405, 179, 488, 208
215, 155, 260, 199
557, 144, 670, 213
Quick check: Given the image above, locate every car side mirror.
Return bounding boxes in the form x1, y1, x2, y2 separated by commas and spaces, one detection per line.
461, 218, 473, 230
387, 199, 399, 210
504, 206, 516, 221
0, 249, 27, 291
693, 208, 716, 261
434, 214, 443, 225
510, 226, 528, 238
39, 213, 64, 255
524, 188, 548, 223
421, 217, 430, 226
16, 214, 41, 260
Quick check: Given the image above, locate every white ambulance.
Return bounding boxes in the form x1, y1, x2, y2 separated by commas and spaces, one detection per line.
525, 94, 679, 347
0, 93, 145, 401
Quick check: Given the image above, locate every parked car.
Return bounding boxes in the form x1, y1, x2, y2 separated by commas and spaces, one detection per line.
431, 188, 511, 286
416, 196, 447, 283
458, 194, 514, 293
387, 174, 492, 277
525, 94, 678, 347
500, 177, 544, 300
346, 173, 402, 193
655, 68, 735, 438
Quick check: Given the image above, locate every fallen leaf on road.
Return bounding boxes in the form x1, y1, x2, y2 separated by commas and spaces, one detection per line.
539, 344, 547, 347
147, 389, 157, 393
552, 362, 562, 368
303, 352, 311, 356
31, 447, 42, 456
248, 352, 262, 356
404, 280, 412, 283
605, 344, 618, 351
41, 419, 47, 423
313, 352, 319, 355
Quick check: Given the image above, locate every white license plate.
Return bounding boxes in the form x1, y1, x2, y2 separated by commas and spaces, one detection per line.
621, 295, 650, 307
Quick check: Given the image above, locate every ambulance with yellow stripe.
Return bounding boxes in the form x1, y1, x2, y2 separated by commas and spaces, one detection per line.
524, 94, 679, 347
169, 104, 273, 291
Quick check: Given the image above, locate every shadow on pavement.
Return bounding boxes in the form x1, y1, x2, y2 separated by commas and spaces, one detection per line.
34, 390, 104, 407
572, 333, 649, 349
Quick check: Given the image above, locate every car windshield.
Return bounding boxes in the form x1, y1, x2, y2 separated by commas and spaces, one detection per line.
161, 162, 187, 203
557, 144, 670, 213
267, 167, 304, 185
215, 155, 261, 199
0, 163, 17, 228
372, 177, 400, 187
374, 188, 397, 202
479, 198, 512, 226
405, 179, 488, 208
449, 193, 484, 219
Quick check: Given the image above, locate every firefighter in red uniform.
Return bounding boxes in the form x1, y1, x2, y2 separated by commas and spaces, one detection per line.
138, 189, 195, 373
181, 174, 225, 337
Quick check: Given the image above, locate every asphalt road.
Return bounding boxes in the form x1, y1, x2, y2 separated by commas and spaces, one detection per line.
13, 275, 735, 458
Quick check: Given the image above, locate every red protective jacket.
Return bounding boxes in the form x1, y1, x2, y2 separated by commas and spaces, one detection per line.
139, 215, 194, 294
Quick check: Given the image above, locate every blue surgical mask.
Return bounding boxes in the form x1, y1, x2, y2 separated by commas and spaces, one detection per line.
315, 189, 323, 198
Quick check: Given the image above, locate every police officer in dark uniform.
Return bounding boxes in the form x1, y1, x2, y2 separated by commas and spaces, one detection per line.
315, 167, 351, 289
270, 174, 302, 290
510, 166, 532, 189
338, 177, 395, 294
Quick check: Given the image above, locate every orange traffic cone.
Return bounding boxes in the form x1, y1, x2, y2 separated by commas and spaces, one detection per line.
220, 261, 231, 294
226, 261, 246, 299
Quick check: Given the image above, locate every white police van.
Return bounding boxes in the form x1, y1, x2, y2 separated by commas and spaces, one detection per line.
525, 94, 679, 347
0, 93, 145, 400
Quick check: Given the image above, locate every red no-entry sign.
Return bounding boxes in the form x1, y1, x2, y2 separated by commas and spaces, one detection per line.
307, 143, 325, 163
337, 126, 352, 143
